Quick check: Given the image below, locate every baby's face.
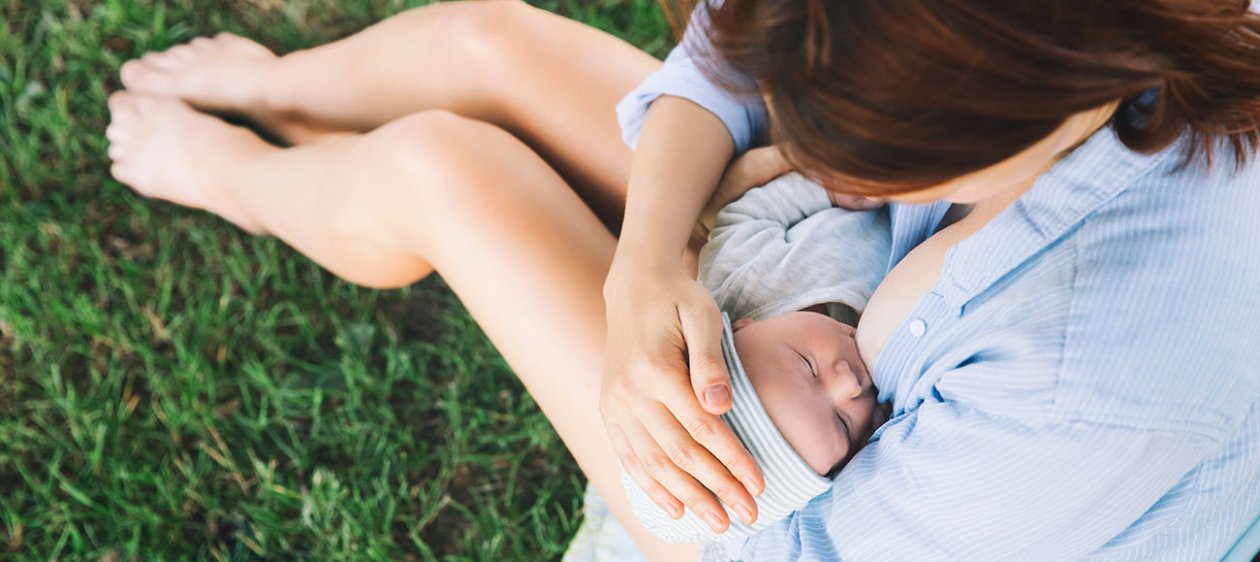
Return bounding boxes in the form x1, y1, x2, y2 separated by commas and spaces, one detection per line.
732, 311, 889, 476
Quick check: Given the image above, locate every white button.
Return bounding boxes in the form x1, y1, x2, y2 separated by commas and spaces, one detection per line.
909, 319, 927, 337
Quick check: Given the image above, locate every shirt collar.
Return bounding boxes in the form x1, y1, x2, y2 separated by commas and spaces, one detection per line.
934, 127, 1176, 313
887, 202, 951, 270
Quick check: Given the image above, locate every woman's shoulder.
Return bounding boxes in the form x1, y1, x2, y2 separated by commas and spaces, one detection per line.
1056, 154, 1260, 435
1076, 148, 1260, 281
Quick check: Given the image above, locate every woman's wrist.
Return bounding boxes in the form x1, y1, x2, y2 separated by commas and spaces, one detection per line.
604, 244, 684, 298
615, 96, 734, 262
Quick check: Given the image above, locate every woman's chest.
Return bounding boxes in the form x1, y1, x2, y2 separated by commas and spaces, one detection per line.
855, 216, 1080, 417
855, 209, 979, 367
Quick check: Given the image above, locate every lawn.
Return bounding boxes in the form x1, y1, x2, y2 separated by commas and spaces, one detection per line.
0, 0, 672, 560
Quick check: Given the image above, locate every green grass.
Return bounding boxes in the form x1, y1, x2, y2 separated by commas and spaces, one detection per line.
0, 1, 671, 560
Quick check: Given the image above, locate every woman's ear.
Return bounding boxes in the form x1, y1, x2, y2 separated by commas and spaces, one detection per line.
732, 318, 753, 331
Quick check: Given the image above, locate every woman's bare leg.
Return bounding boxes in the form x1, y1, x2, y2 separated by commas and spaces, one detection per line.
106, 94, 701, 561
119, 0, 661, 226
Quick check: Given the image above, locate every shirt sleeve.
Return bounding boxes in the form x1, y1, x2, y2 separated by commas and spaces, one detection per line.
698, 173, 891, 322
615, 0, 767, 153
720, 401, 1219, 560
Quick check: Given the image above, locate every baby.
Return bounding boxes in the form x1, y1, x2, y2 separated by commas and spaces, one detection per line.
621, 172, 893, 542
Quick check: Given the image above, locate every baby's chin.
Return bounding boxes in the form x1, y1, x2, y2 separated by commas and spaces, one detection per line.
805, 438, 849, 477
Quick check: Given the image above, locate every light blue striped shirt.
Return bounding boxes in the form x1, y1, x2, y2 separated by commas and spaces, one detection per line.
616, 9, 1260, 561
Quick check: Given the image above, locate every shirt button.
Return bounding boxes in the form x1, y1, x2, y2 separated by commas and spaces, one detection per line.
909, 319, 927, 337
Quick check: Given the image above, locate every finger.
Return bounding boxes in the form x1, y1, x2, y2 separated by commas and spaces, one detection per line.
606, 422, 684, 519
744, 145, 792, 186
657, 386, 766, 499
638, 401, 759, 525
677, 296, 731, 414
828, 189, 886, 210
623, 417, 732, 533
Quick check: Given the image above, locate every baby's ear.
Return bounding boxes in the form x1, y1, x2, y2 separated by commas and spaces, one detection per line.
732, 318, 753, 331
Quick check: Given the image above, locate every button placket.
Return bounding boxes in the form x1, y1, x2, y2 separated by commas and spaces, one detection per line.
872, 293, 952, 416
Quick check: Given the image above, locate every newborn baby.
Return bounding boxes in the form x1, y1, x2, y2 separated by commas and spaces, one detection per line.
731, 309, 889, 477
622, 172, 893, 542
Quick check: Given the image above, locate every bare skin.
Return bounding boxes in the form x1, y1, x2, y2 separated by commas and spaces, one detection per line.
855, 102, 1120, 364
118, 1, 660, 227
106, 94, 272, 234
108, 1, 702, 559
120, 33, 342, 145
731, 312, 887, 477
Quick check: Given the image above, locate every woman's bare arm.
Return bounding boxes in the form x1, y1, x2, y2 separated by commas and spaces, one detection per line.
601, 95, 766, 533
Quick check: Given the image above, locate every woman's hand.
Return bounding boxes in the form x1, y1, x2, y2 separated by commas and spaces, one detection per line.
827, 190, 886, 211
605, 95, 766, 533
600, 259, 765, 533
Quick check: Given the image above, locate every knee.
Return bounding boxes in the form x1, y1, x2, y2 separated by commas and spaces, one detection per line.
431, 0, 539, 69
366, 109, 498, 172
371, 108, 467, 143
358, 109, 521, 230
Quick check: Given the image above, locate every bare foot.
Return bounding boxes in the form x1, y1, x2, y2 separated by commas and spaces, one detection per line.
120, 33, 342, 145
107, 92, 272, 234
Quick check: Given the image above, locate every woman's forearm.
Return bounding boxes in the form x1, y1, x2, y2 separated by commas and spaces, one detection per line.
600, 95, 766, 535
612, 95, 735, 272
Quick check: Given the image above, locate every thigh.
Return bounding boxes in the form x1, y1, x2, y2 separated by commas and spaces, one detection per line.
468, 3, 665, 228
283, 0, 663, 228
366, 111, 695, 560
259, 106, 636, 544
435, 1, 661, 228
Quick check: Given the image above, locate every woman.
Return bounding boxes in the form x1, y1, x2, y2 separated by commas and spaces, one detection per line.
106, 0, 1260, 560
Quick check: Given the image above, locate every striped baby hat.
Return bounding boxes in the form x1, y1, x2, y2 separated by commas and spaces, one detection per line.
619, 313, 833, 543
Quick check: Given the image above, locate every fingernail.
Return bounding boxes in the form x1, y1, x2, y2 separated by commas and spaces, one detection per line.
741, 476, 761, 496
660, 501, 681, 519
703, 511, 727, 533
735, 504, 754, 526
704, 385, 730, 408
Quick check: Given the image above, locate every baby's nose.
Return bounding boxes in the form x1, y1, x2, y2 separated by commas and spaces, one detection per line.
829, 360, 864, 400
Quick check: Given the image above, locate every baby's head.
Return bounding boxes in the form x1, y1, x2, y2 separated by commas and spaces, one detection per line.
732, 310, 888, 476
622, 310, 889, 543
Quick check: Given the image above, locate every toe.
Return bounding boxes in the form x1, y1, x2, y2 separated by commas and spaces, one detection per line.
108, 141, 126, 162
170, 45, 196, 62
132, 94, 167, 116
145, 46, 194, 68
105, 121, 127, 143
108, 91, 134, 114
143, 49, 186, 69
120, 60, 172, 93
215, 32, 269, 54
140, 51, 171, 69
214, 31, 246, 41
119, 60, 144, 89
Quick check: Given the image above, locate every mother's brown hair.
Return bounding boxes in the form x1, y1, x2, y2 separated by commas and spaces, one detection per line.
659, 0, 1260, 195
